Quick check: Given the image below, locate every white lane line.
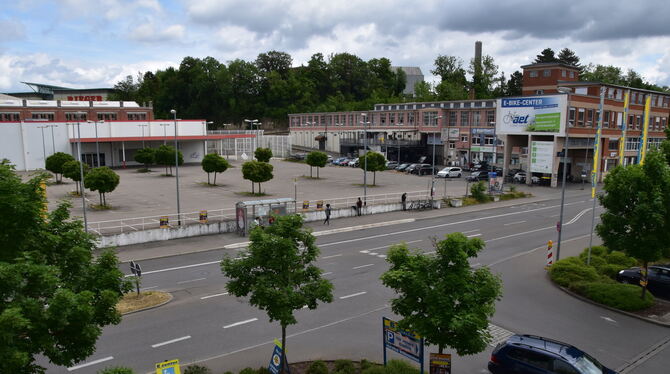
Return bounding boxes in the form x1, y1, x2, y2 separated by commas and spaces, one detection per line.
378, 255, 387, 258
503, 220, 526, 226
425, 251, 436, 255
462, 229, 480, 234
321, 254, 343, 259
485, 226, 553, 243
471, 263, 482, 268
487, 233, 592, 268
141, 286, 158, 291
223, 318, 258, 329
566, 208, 592, 225
369, 252, 378, 256
322, 272, 333, 276
201, 292, 228, 300
359, 239, 423, 254
359, 250, 370, 254
151, 335, 191, 348
352, 264, 374, 270
176, 277, 206, 284
67, 356, 114, 371
124, 260, 220, 277
339, 291, 367, 299
466, 233, 482, 238
550, 214, 560, 217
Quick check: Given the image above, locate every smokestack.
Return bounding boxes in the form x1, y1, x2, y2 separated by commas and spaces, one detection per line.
475, 41, 482, 64
470, 41, 483, 100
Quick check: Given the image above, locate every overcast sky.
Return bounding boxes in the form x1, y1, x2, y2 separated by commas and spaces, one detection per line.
2, 0, 669, 93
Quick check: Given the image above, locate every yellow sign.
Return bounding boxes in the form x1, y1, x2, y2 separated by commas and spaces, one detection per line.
155, 359, 181, 374
639, 95, 652, 165
618, 90, 630, 165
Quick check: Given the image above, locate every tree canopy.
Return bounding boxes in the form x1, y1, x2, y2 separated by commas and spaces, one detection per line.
221, 214, 333, 373
84, 167, 120, 206
242, 160, 274, 194
0, 161, 129, 373
45, 152, 75, 183
254, 147, 273, 163
201, 153, 230, 185
62, 160, 89, 195
381, 233, 502, 355
154, 145, 183, 175
359, 151, 387, 185
305, 151, 328, 178
134, 148, 156, 169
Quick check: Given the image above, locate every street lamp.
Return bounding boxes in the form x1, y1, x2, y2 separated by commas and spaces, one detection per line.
431, 115, 443, 206
360, 113, 370, 207
204, 121, 214, 154
170, 109, 181, 226
555, 87, 572, 261
138, 123, 149, 148
87, 120, 104, 167
38, 125, 48, 165
74, 112, 88, 233
160, 123, 170, 145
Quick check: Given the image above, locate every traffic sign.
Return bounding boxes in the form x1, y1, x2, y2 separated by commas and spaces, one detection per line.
382, 317, 424, 374
130, 261, 137, 275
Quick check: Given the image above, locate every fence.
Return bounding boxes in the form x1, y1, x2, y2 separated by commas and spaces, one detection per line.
205, 131, 291, 160
87, 190, 430, 236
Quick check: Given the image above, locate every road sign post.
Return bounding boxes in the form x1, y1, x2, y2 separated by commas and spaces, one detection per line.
130, 261, 142, 295
382, 317, 424, 374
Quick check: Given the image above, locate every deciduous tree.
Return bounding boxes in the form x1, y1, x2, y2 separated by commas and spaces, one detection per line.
0, 161, 129, 373
134, 148, 156, 170
381, 233, 502, 355
84, 167, 120, 206
359, 151, 386, 185
242, 161, 274, 194
254, 147, 273, 163
62, 160, 89, 195
45, 152, 75, 183
305, 151, 328, 178
154, 145, 183, 175
201, 153, 230, 185
221, 214, 333, 374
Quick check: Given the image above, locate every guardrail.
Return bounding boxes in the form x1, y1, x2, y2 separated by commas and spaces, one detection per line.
86, 190, 431, 236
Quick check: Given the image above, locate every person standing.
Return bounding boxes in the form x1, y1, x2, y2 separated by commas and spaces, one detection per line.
324, 203, 331, 225
401, 192, 407, 211
356, 197, 363, 216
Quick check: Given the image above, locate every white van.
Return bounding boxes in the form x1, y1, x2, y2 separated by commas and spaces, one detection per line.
436, 167, 462, 178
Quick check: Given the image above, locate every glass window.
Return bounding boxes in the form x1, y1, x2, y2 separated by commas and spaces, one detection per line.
460, 112, 470, 126
577, 108, 585, 127
449, 111, 457, 126
128, 112, 147, 120
626, 137, 640, 151
460, 135, 468, 142
408, 112, 415, 125
473, 111, 481, 126
472, 136, 481, 145
569, 71, 575, 78
586, 109, 594, 127
553, 360, 579, 374
484, 136, 494, 145
32, 112, 56, 121
543, 69, 551, 77
449, 141, 455, 149
568, 107, 575, 127
562, 70, 567, 77
0, 112, 20, 121
529, 70, 538, 78
487, 110, 495, 125
608, 140, 619, 150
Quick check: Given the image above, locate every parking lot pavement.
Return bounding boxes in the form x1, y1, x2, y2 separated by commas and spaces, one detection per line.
40, 160, 568, 225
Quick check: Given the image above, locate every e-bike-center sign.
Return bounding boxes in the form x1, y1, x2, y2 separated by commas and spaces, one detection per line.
496, 95, 567, 136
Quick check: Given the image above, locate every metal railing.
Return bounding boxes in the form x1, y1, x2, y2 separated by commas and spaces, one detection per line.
296, 190, 429, 212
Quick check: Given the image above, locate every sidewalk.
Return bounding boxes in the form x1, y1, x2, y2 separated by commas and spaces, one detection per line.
108, 187, 591, 263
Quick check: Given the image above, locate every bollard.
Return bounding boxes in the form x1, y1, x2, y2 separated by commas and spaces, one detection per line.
545, 240, 554, 269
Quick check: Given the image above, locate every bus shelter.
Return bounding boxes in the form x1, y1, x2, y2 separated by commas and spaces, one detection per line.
235, 197, 295, 236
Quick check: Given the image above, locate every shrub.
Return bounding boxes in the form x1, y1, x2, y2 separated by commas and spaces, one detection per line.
255, 148, 273, 163
256, 367, 271, 374
224, 371, 234, 374
579, 245, 608, 260
98, 367, 134, 374
385, 360, 420, 374
334, 360, 356, 374
604, 251, 637, 268
470, 181, 489, 202
307, 360, 329, 374
183, 365, 212, 374
577, 282, 654, 311
361, 367, 386, 374
45, 152, 75, 183
239, 368, 257, 374
549, 257, 599, 288
360, 359, 374, 372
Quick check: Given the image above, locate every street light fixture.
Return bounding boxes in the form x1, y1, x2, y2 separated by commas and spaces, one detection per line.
138, 123, 149, 148
431, 115, 443, 206
87, 120, 104, 167
360, 113, 370, 207
170, 109, 182, 226
555, 87, 572, 261
74, 112, 88, 232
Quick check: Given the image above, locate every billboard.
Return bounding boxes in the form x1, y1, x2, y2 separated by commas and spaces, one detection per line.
496, 95, 567, 135
530, 141, 554, 173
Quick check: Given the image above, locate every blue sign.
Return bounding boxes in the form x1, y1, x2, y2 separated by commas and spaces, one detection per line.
471, 128, 495, 135
383, 317, 424, 374
501, 97, 559, 109
268, 343, 290, 374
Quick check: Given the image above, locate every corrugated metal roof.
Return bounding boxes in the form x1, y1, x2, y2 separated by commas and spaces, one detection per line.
392, 66, 423, 76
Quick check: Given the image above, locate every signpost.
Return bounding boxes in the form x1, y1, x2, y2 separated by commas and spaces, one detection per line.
160, 216, 169, 228
155, 359, 181, 374
429, 353, 452, 374
382, 317, 424, 374
130, 260, 142, 295
268, 339, 290, 374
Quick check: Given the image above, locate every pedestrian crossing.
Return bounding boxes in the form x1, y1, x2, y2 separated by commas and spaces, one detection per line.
487, 324, 515, 347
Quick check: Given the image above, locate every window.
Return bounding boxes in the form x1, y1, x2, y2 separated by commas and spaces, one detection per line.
553, 360, 579, 374
32, 112, 55, 121
380, 113, 387, 125
535, 89, 544, 95
449, 111, 457, 126
0, 112, 20, 121
408, 112, 415, 125
577, 108, 585, 127
449, 141, 455, 149
569, 71, 575, 78
473, 111, 481, 126
608, 140, 619, 150
562, 70, 567, 77
472, 136, 481, 145
397, 113, 404, 125
662, 117, 667, 130
487, 110, 495, 125
460, 112, 470, 126
626, 137, 640, 151
128, 112, 147, 120
389, 113, 395, 125
603, 111, 610, 128
529, 70, 538, 78
460, 135, 468, 142
586, 109, 594, 127
484, 136, 495, 145
568, 107, 575, 127
628, 115, 634, 130
636, 115, 642, 129
507, 348, 551, 370
543, 69, 551, 77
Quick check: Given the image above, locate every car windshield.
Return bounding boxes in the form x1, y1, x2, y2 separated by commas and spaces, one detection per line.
572, 354, 604, 374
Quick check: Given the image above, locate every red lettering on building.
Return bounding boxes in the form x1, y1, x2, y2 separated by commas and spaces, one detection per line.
66, 95, 103, 101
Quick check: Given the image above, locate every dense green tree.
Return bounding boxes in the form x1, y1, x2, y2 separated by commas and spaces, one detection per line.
359, 151, 386, 185
108, 74, 140, 101
329, 53, 370, 101
62, 160, 90, 195
596, 151, 670, 298
557, 48, 581, 70
45, 152, 75, 183
84, 167, 120, 206
661, 128, 670, 166
201, 153, 230, 185
534, 48, 558, 63
154, 145, 183, 175
506, 71, 523, 96
413, 81, 436, 102
469, 55, 499, 99
0, 162, 129, 373
305, 151, 328, 178
380, 233, 502, 355
254, 147, 273, 163
242, 161, 274, 194
221, 214, 333, 374
255, 50, 293, 79
134, 148, 156, 170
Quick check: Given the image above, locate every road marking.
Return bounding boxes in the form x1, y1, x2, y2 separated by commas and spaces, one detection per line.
223, 318, 258, 329
425, 251, 436, 255
550, 214, 560, 217
151, 335, 191, 348
322, 272, 333, 276
359, 250, 370, 254
339, 291, 367, 299
565, 208, 592, 225
466, 233, 482, 238
487, 324, 515, 347
504, 220, 526, 226
321, 254, 342, 259
352, 264, 374, 270
462, 229, 480, 234
378, 255, 387, 258
488, 233, 593, 268
617, 335, 670, 374
471, 263, 481, 267
141, 286, 158, 291
67, 356, 114, 371
486, 226, 553, 243
177, 277, 207, 284
369, 252, 378, 255
124, 260, 220, 277
359, 240, 423, 254
201, 292, 229, 300
600, 316, 617, 324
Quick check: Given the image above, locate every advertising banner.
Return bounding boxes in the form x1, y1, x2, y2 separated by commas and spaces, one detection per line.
156, 359, 181, 374
639, 95, 652, 165
429, 353, 452, 374
618, 90, 630, 165
496, 95, 567, 135
530, 141, 554, 173
382, 317, 423, 366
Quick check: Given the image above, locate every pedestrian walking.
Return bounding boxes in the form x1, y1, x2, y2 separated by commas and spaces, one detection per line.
401, 192, 407, 211
356, 197, 363, 216
323, 204, 331, 225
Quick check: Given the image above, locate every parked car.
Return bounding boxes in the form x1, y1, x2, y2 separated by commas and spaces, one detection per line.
437, 167, 462, 178
348, 158, 359, 167
507, 168, 524, 178
488, 334, 618, 374
404, 163, 421, 173
332, 157, 347, 165
327, 155, 333, 163
513, 171, 527, 183
466, 171, 489, 182
417, 165, 438, 176
617, 265, 670, 298
386, 161, 399, 170
395, 163, 411, 171
408, 163, 430, 175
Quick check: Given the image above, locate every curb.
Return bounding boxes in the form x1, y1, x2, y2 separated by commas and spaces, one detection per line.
550, 278, 670, 328
120, 292, 174, 316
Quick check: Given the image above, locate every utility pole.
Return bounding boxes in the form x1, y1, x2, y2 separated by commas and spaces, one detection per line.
170, 110, 181, 226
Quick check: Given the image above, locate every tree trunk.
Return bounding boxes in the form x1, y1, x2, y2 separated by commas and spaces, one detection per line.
103, 192, 107, 206
213, 172, 217, 186
207, 172, 210, 185
258, 183, 262, 194
641, 261, 649, 299
99, 192, 103, 206
373, 171, 376, 186
280, 324, 287, 374
317, 167, 320, 179
251, 181, 255, 194
310, 166, 313, 178
439, 345, 443, 354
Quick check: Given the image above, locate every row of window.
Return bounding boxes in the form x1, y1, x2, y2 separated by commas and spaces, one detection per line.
568, 107, 668, 131
528, 69, 576, 79
0, 112, 148, 122
290, 110, 497, 128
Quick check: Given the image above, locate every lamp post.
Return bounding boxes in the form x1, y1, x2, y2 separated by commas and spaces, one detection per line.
244, 119, 261, 153
170, 109, 181, 226
87, 120, 103, 167
204, 121, 213, 154
360, 113, 370, 206
49, 124, 58, 154
75, 112, 88, 233
431, 115, 443, 206
38, 125, 48, 165
138, 123, 149, 148
555, 87, 571, 261
160, 123, 170, 145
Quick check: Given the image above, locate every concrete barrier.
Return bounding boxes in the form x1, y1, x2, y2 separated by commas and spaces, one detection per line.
97, 199, 441, 248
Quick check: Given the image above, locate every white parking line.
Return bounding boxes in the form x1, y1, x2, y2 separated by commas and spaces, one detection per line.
67, 356, 114, 371
466, 233, 482, 238
462, 229, 480, 234
151, 335, 191, 348
339, 291, 367, 299
176, 277, 206, 284
201, 292, 229, 300
352, 264, 374, 270
141, 286, 158, 291
321, 254, 343, 259
503, 220, 526, 226
223, 318, 258, 329
322, 272, 333, 276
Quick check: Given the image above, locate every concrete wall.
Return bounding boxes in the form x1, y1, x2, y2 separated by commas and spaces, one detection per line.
97, 199, 441, 248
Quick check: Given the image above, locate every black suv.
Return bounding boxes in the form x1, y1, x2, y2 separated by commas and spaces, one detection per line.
466, 171, 490, 182
489, 334, 617, 374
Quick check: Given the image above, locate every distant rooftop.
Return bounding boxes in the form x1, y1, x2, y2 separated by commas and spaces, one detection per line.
393, 66, 423, 76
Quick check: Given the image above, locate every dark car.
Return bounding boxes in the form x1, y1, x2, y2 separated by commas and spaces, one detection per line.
417, 165, 438, 176
466, 171, 490, 182
386, 161, 399, 170
404, 163, 421, 174
617, 265, 670, 298
396, 163, 411, 171
408, 163, 430, 175
489, 334, 618, 374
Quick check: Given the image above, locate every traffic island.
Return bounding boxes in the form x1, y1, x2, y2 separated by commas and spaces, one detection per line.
116, 291, 172, 315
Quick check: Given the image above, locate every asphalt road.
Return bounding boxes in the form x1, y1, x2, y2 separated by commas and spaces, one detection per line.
43, 193, 670, 374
